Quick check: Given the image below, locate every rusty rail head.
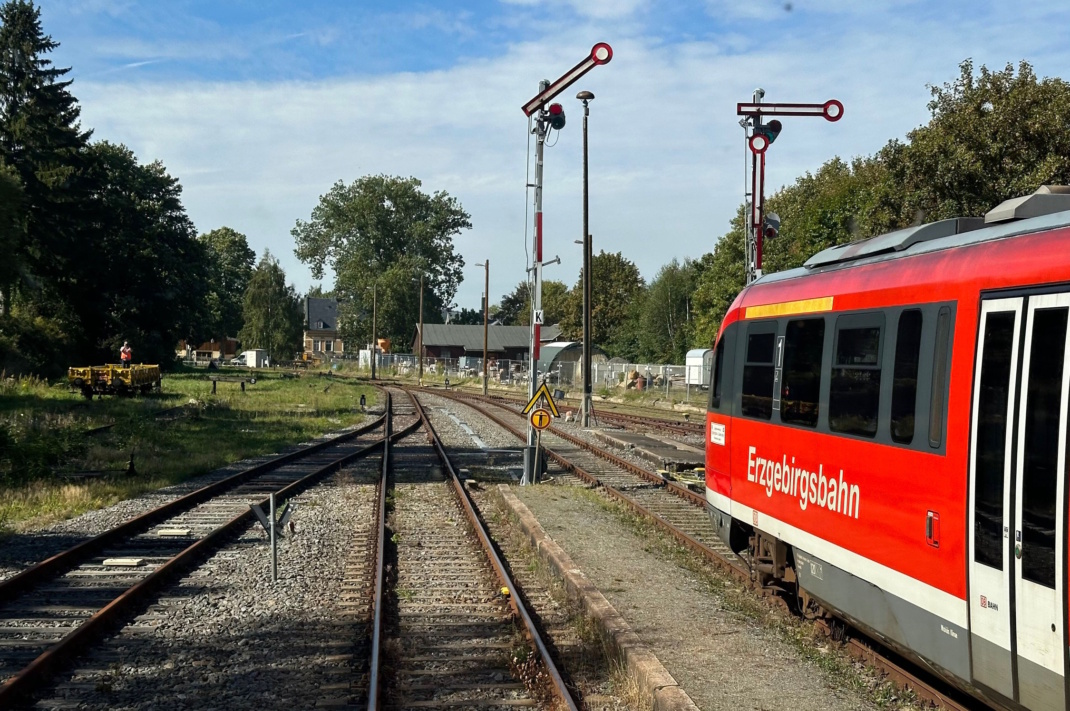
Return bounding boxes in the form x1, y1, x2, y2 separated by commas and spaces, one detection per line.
407, 390, 580, 711
367, 392, 392, 711
0, 410, 389, 606
0, 418, 392, 708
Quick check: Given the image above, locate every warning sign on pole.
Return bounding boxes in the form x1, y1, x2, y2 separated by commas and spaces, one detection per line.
530, 408, 552, 430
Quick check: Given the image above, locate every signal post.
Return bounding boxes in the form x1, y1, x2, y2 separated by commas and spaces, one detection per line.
737, 92, 843, 285
520, 43, 612, 484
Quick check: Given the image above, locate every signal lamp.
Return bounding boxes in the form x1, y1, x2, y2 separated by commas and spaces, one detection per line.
547, 102, 566, 130
755, 119, 783, 145
763, 212, 781, 240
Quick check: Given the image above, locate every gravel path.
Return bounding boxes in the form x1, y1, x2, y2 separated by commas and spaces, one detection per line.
27, 462, 380, 711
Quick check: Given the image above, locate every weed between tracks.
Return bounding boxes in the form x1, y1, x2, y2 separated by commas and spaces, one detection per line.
485, 498, 642, 711
570, 486, 923, 710
0, 371, 377, 534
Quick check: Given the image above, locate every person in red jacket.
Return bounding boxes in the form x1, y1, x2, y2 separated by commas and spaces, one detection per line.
120, 341, 132, 368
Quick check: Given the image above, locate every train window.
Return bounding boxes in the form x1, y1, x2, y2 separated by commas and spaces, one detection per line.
781, 319, 824, 427
1020, 306, 1068, 589
929, 307, 952, 448
973, 311, 1016, 570
710, 337, 725, 410
829, 324, 882, 437
742, 327, 776, 420
890, 310, 923, 444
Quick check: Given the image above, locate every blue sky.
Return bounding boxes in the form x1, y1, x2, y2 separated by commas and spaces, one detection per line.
37, 0, 1070, 312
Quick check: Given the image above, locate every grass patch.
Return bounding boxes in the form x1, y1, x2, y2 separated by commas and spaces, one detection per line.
0, 370, 378, 533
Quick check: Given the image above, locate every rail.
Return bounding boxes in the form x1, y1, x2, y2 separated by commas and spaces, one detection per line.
408, 390, 579, 711
0, 412, 391, 706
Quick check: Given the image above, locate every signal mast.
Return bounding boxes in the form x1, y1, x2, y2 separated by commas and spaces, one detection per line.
738, 90, 843, 285
520, 43, 612, 484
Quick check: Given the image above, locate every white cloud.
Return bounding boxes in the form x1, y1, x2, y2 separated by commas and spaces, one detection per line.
73, 5, 1070, 312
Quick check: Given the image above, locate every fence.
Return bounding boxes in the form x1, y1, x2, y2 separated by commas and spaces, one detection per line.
356, 352, 710, 404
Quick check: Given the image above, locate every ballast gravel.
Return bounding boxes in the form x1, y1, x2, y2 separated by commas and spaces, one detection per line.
30, 464, 379, 711
420, 391, 914, 711
0, 428, 358, 584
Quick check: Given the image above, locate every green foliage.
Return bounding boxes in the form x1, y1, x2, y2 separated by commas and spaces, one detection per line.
238, 252, 303, 363
449, 307, 484, 325
495, 280, 570, 327
560, 251, 644, 358
0, 0, 90, 301
292, 175, 471, 348
691, 60, 1070, 346
200, 227, 255, 345
637, 258, 700, 363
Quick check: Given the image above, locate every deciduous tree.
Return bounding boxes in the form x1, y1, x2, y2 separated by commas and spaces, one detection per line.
292, 175, 470, 347
238, 252, 303, 363
200, 227, 255, 346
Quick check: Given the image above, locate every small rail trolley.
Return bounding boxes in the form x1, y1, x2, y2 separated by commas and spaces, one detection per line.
706, 186, 1070, 710
68, 364, 161, 399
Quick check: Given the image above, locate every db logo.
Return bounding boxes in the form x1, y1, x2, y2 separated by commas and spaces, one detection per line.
980, 595, 988, 608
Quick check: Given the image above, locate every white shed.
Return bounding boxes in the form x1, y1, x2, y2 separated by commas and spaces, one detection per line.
685, 348, 714, 387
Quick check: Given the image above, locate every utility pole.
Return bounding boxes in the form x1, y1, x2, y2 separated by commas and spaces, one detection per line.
481, 261, 489, 396
520, 42, 613, 485
577, 89, 594, 428
417, 274, 424, 385
371, 282, 377, 381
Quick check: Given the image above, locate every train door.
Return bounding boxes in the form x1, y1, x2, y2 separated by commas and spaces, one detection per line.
968, 294, 1070, 710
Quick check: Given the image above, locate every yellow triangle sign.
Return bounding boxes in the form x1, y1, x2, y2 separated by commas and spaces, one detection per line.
523, 382, 559, 418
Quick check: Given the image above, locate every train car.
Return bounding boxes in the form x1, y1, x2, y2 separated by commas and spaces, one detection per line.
68, 364, 161, 399
705, 186, 1070, 710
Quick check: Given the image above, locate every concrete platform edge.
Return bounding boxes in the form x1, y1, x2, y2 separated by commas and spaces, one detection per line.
494, 485, 700, 711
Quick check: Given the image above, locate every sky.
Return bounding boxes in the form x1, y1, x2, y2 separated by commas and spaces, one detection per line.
37, 0, 1070, 312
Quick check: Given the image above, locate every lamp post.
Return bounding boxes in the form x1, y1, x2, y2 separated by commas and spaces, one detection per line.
417, 273, 424, 386
371, 282, 377, 381
577, 89, 594, 428
476, 261, 489, 396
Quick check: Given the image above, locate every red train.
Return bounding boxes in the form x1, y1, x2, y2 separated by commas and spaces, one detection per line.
705, 186, 1070, 710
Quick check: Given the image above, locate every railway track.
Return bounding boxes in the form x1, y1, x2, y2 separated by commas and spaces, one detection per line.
431, 389, 982, 711
365, 388, 576, 710
0, 403, 393, 707
480, 392, 704, 438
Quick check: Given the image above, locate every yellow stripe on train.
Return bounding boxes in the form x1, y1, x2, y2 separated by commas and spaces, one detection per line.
744, 296, 834, 320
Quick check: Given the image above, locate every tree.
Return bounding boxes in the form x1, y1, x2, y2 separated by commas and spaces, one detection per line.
200, 227, 255, 347
238, 252, 303, 363
449, 307, 484, 325
638, 259, 699, 363
877, 60, 1070, 229
0, 159, 23, 314
495, 280, 569, 327
77, 141, 209, 365
560, 251, 644, 358
0, 0, 89, 301
292, 175, 470, 347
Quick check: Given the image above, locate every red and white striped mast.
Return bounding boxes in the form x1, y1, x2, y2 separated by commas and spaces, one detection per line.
521, 42, 612, 484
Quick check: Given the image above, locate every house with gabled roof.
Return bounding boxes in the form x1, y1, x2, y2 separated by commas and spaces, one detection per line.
304, 297, 344, 356
411, 323, 562, 361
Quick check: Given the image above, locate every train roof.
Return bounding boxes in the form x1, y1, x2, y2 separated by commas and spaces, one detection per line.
755, 193, 1070, 288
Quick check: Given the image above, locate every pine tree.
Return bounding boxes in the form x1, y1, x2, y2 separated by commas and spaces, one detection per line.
0, 0, 90, 297
238, 253, 304, 363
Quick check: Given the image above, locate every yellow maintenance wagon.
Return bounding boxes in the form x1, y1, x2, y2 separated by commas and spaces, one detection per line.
68, 364, 161, 399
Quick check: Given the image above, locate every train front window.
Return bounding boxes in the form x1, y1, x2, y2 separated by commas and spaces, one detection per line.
742, 328, 775, 420
781, 318, 824, 428
1020, 306, 1067, 590
891, 310, 923, 444
830, 324, 882, 437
